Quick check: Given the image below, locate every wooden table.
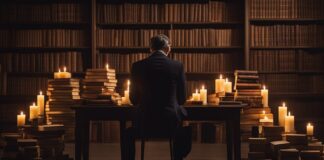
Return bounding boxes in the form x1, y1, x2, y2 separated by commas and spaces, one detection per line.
71, 105, 242, 160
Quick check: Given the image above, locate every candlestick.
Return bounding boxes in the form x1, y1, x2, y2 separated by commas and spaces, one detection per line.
17, 111, 26, 127
37, 91, 45, 116
285, 111, 295, 133
192, 89, 200, 101
278, 102, 287, 127
306, 123, 314, 136
225, 78, 232, 93
29, 102, 39, 121
200, 85, 207, 105
261, 85, 268, 107
215, 74, 225, 96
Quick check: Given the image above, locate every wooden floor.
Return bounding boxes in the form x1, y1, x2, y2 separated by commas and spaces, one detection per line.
64, 142, 249, 160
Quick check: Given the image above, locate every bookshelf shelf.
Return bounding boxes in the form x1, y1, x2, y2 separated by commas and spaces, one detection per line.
250, 46, 324, 50
259, 71, 324, 75
97, 22, 243, 29
98, 46, 243, 53
0, 47, 90, 53
0, 22, 89, 29
0, 95, 35, 103
271, 92, 324, 98
250, 18, 324, 23
7, 72, 85, 77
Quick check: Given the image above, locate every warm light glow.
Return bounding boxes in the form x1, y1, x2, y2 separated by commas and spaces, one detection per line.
220, 74, 223, 79
20, 111, 24, 115
283, 102, 286, 107
263, 85, 266, 90
288, 112, 291, 116
202, 85, 205, 89
308, 123, 311, 127
63, 66, 67, 72
264, 116, 268, 120
32, 102, 35, 106
225, 78, 228, 82
39, 91, 42, 95
127, 80, 130, 85
195, 89, 198, 93
106, 64, 109, 70
58, 69, 61, 72
262, 110, 265, 115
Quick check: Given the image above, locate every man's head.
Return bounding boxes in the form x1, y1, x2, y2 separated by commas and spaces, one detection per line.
150, 34, 171, 55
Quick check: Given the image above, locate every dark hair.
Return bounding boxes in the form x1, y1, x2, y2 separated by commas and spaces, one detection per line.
149, 34, 170, 51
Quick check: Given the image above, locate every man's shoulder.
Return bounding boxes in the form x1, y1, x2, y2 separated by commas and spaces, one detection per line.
169, 59, 183, 68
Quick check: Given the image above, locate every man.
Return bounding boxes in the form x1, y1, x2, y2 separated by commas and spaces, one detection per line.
125, 34, 191, 160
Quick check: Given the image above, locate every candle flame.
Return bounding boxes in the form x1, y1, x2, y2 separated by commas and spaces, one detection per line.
225, 78, 228, 82
220, 74, 223, 79
202, 85, 205, 89
20, 111, 24, 115
288, 112, 291, 116
39, 91, 42, 95
283, 102, 286, 107
58, 69, 61, 73
264, 116, 268, 120
106, 64, 109, 70
127, 80, 130, 85
262, 110, 265, 114
32, 102, 35, 106
263, 85, 266, 90
195, 89, 198, 93
63, 66, 67, 72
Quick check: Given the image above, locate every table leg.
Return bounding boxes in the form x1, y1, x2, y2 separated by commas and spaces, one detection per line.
82, 119, 90, 160
75, 112, 82, 160
226, 120, 233, 160
120, 120, 126, 160
233, 116, 241, 160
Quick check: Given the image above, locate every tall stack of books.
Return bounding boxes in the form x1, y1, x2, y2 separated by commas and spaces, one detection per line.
82, 67, 119, 103
45, 78, 81, 141
233, 70, 274, 141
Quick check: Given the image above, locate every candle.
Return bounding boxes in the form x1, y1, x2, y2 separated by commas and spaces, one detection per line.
29, 102, 39, 120
278, 102, 287, 127
106, 64, 109, 71
60, 66, 71, 78
124, 80, 130, 104
259, 115, 274, 123
192, 89, 200, 101
215, 74, 225, 96
200, 85, 207, 105
17, 111, 26, 127
306, 123, 314, 136
37, 91, 45, 116
261, 85, 268, 107
285, 112, 295, 133
54, 69, 61, 79
225, 78, 232, 93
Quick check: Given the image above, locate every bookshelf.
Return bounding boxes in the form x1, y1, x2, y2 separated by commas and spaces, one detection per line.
0, 0, 324, 141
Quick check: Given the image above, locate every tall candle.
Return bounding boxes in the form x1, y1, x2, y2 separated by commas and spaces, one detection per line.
261, 85, 268, 107
17, 111, 26, 127
225, 78, 232, 93
124, 80, 130, 104
285, 112, 295, 133
193, 89, 200, 101
306, 123, 314, 136
37, 91, 45, 116
278, 102, 287, 127
29, 102, 39, 120
215, 74, 225, 95
200, 85, 207, 105
106, 64, 109, 71
60, 66, 71, 78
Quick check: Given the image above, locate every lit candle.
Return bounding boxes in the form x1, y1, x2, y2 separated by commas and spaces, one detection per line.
124, 80, 130, 104
225, 78, 232, 93
200, 85, 207, 105
285, 111, 295, 133
106, 64, 109, 71
261, 85, 268, 107
37, 91, 45, 116
306, 123, 314, 136
278, 102, 287, 127
60, 66, 71, 78
259, 115, 274, 123
192, 89, 200, 101
54, 68, 61, 79
17, 111, 26, 127
29, 102, 39, 120
215, 74, 225, 96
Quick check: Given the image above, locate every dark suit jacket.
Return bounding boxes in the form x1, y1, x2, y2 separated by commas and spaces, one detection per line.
130, 50, 187, 134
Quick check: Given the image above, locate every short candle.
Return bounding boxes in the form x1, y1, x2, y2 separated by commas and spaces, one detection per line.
261, 85, 268, 107
17, 111, 26, 127
306, 123, 314, 136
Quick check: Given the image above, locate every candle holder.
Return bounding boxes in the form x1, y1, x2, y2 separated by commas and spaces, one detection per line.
17, 126, 25, 139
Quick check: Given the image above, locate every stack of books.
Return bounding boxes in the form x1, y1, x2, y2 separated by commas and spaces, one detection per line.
45, 78, 81, 141
82, 67, 120, 104
0, 133, 21, 160
248, 137, 267, 160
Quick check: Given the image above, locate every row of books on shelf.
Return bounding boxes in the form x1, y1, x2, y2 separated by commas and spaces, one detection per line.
0, 52, 83, 73
97, 1, 241, 23
249, 50, 324, 72
250, 0, 324, 19
250, 24, 324, 47
2, 74, 324, 96
97, 52, 240, 73
259, 74, 324, 93
0, 29, 87, 48
0, 3, 87, 23
97, 29, 242, 47
0, 65, 6, 95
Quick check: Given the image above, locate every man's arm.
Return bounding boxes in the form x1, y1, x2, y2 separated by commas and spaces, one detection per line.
130, 63, 140, 106
177, 63, 186, 105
